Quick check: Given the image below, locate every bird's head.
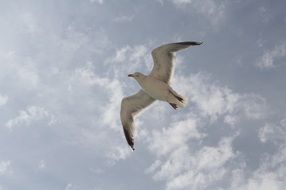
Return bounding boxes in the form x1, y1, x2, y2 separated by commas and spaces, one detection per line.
128, 72, 145, 81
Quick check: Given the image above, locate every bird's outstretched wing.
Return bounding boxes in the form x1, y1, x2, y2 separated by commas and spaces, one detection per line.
120, 90, 155, 150
150, 41, 202, 83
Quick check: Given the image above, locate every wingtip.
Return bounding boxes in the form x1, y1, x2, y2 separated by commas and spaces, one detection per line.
176, 41, 203, 46
193, 41, 203, 45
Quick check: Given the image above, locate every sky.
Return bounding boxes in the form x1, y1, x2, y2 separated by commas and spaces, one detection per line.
0, 0, 286, 190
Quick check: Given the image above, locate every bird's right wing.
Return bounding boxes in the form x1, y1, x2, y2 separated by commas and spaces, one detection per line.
150, 41, 202, 83
120, 90, 155, 150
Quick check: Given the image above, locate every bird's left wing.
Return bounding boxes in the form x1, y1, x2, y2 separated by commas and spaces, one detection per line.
150, 41, 202, 83
120, 90, 155, 150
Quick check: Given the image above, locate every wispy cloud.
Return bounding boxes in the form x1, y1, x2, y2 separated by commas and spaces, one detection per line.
0, 160, 12, 176
108, 44, 152, 75
256, 42, 286, 69
229, 148, 286, 190
147, 132, 236, 190
148, 117, 204, 156
259, 118, 286, 145
174, 72, 267, 124
229, 118, 286, 190
164, 0, 227, 26
0, 94, 8, 106
145, 71, 269, 189
5, 106, 55, 129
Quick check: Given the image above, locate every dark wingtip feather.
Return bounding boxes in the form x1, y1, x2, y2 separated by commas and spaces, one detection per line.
176, 41, 203, 46
169, 103, 178, 110
123, 128, 134, 150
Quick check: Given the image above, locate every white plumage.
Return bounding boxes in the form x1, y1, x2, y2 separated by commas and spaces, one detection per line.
120, 41, 202, 150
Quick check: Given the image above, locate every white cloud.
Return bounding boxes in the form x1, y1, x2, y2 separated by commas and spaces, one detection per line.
0, 94, 8, 106
148, 117, 204, 156
166, 137, 234, 190
145, 160, 162, 174
71, 63, 132, 162
73, 63, 110, 86
106, 145, 131, 163
109, 44, 152, 75
73, 63, 124, 129
195, 137, 235, 171
165, 0, 227, 26
257, 42, 286, 69
229, 117, 286, 190
234, 173, 283, 190
0, 51, 40, 90
5, 106, 55, 129
224, 115, 238, 126
259, 118, 286, 144
230, 153, 286, 190
148, 134, 236, 190
145, 71, 268, 189
174, 73, 267, 123
0, 161, 12, 176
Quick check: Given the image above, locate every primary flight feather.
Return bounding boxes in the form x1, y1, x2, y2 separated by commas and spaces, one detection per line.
120, 41, 202, 150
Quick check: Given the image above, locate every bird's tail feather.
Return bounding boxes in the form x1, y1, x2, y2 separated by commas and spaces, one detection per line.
175, 95, 187, 107
168, 88, 187, 108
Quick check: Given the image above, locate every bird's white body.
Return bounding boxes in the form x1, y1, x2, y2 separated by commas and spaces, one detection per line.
134, 74, 184, 107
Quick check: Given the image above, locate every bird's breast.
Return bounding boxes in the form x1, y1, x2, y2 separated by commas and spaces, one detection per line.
139, 77, 169, 101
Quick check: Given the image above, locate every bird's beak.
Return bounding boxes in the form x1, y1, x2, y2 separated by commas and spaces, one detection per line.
128, 74, 134, 77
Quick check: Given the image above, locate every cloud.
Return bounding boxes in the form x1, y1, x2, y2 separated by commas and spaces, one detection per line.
232, 171, 284, 190
0, 94, 8, 106
147, 133, 236, 190
229, 117, 286, 190
144, 71, 269, 189
0, 160, 12, 176
259, 118, 286, 144
174, 72, 267, 123
164, 0, 227, 26
72, 63, 124, 129
5, 106, 55, 129
0, 51, 40, 90
229, 148, 286, 190
70, 62, 133, 161
108, 44, 152, 75
256, 42, 286, 69
148, 117, 204, 156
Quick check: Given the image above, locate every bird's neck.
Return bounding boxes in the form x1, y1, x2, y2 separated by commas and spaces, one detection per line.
135, 76, 146, 86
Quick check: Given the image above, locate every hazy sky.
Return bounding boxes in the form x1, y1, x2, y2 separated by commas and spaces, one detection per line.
0, 0, 286, 190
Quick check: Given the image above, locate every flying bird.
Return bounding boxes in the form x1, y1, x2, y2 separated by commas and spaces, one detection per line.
120, 41, 202, 150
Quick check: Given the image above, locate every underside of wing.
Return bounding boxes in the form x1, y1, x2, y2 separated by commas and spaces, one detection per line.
150, 41, 202, 83
120, 90, 155, 150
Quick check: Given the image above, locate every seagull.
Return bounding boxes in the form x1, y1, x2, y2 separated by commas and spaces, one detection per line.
120, 41, 202, 150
